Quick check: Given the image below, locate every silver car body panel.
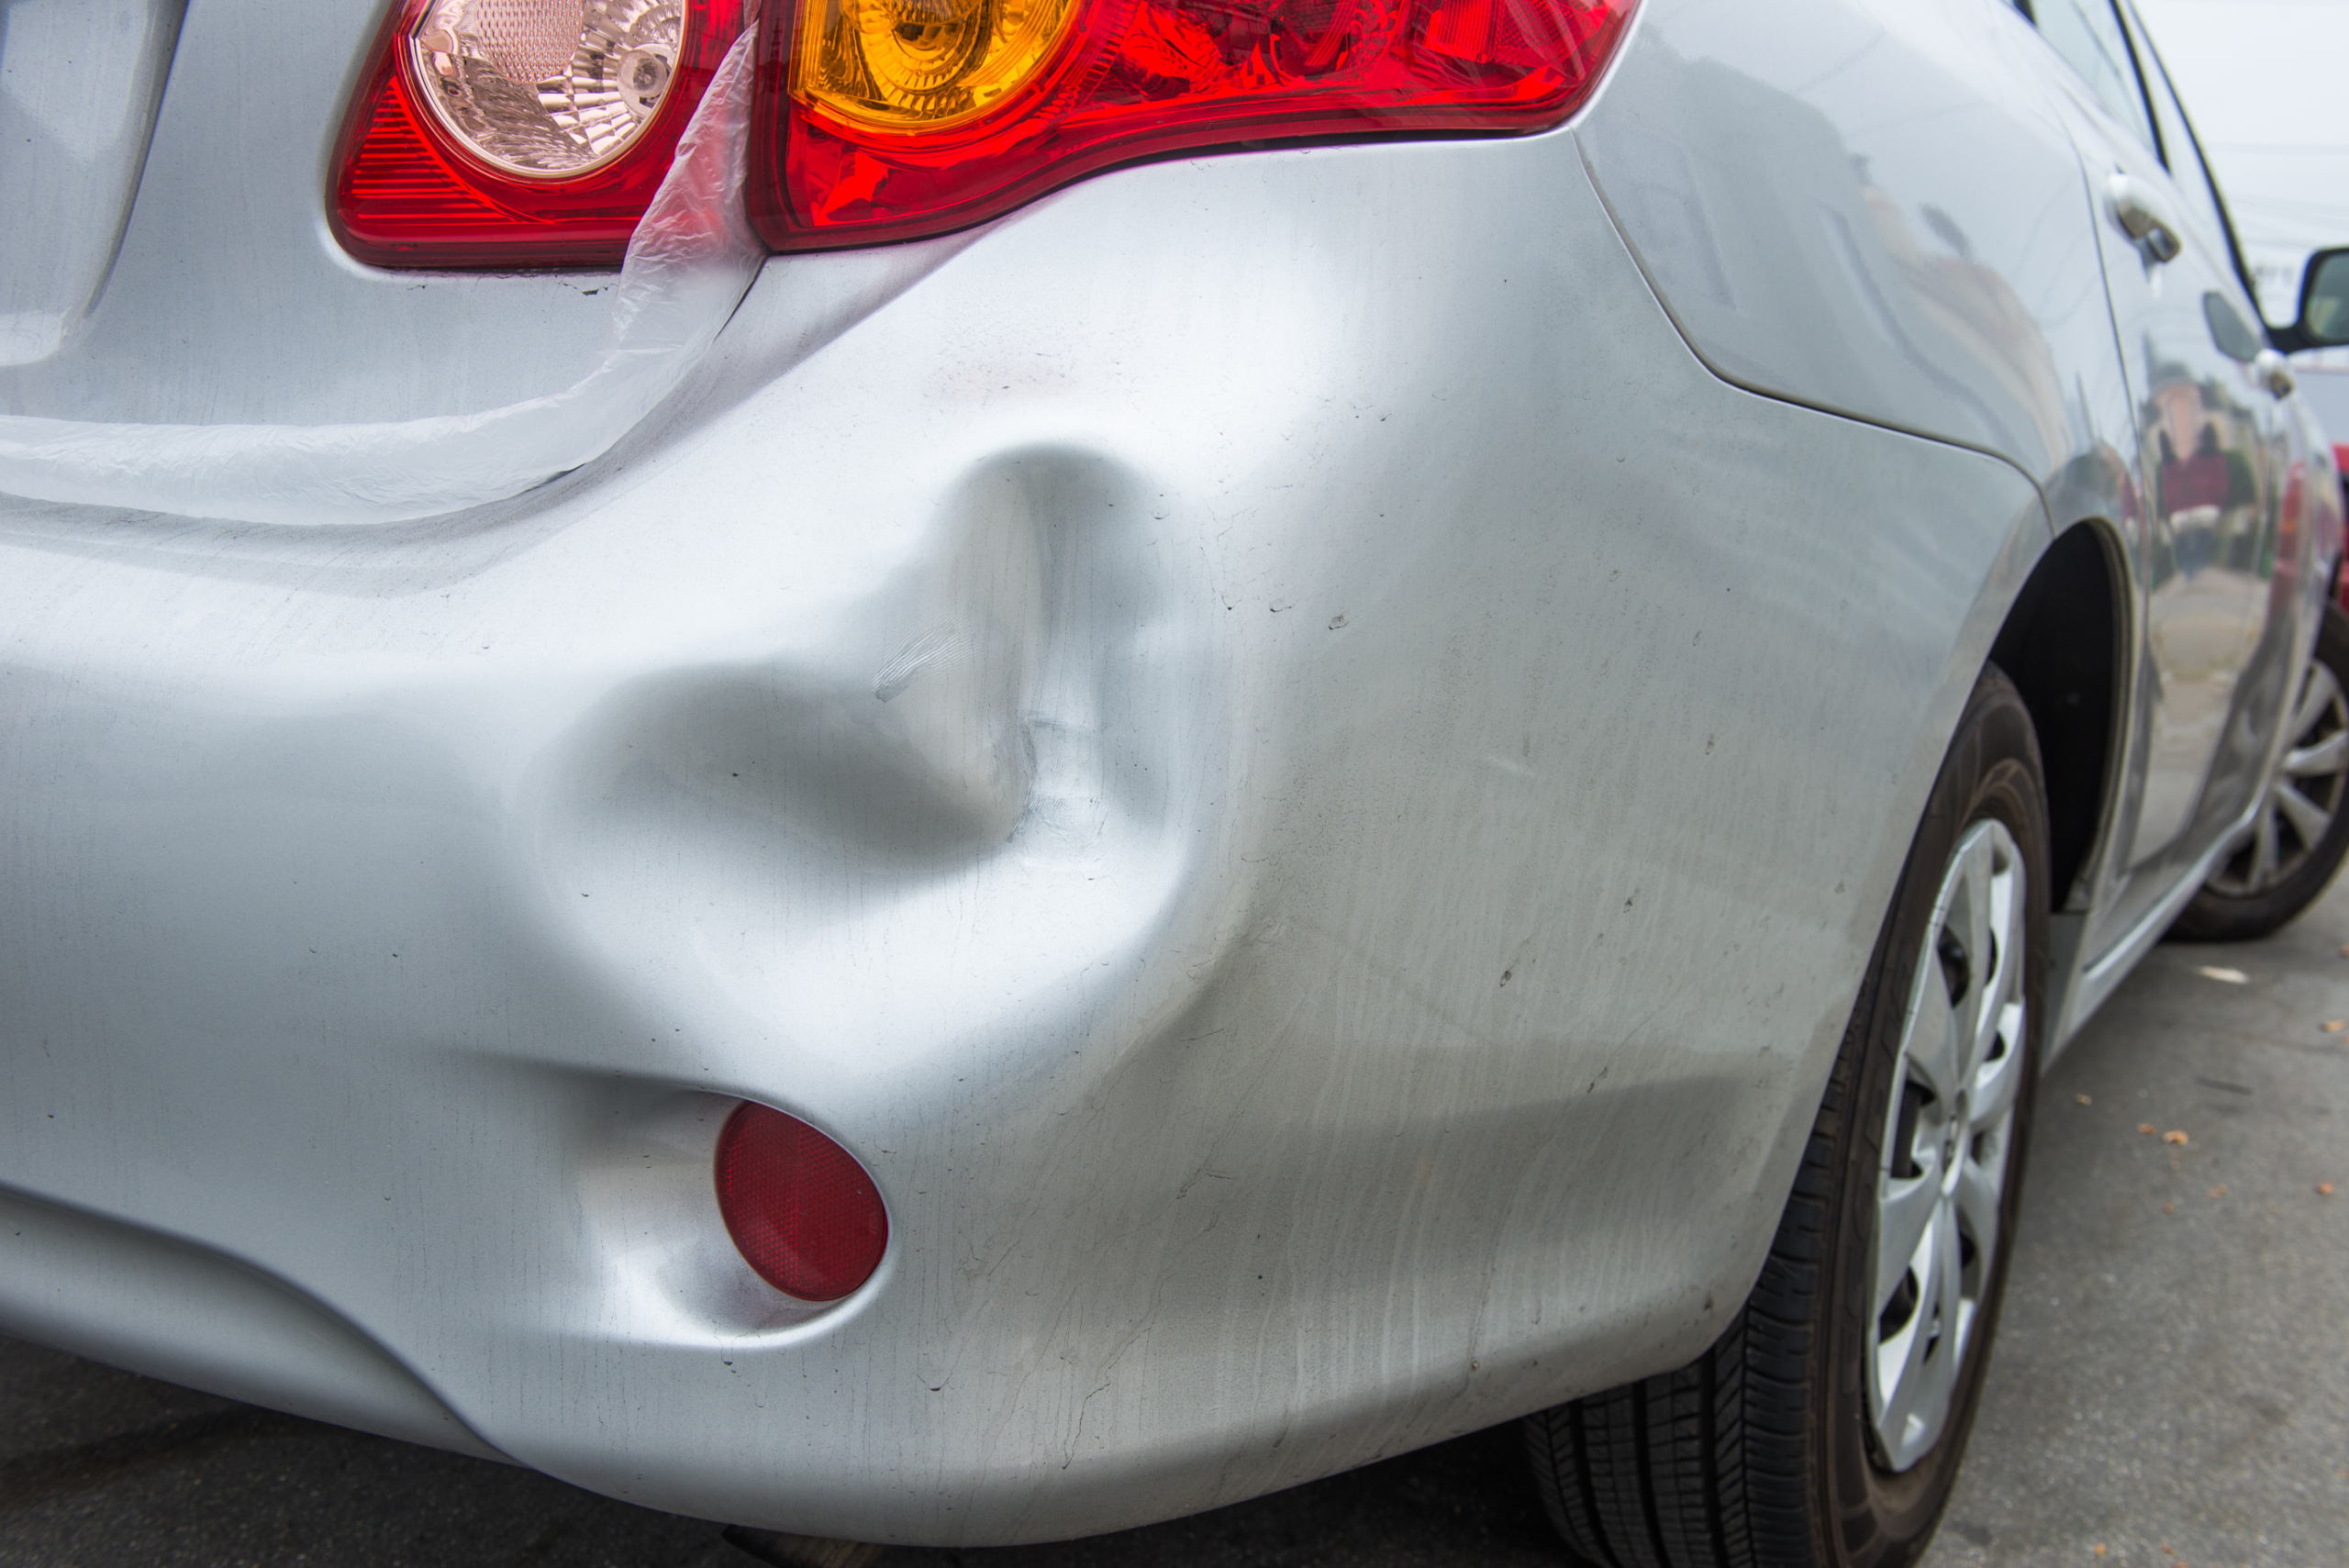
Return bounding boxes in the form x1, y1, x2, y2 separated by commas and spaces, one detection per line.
0, 1182, 503, 1462
0, 0, 2333, 1545
0, 0, 609, 425
0, 0, 182, 369
1582, 0, 2337, 1009
1579, 0, 2119, 493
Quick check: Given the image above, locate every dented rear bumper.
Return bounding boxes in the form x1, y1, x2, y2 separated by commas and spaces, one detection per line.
0, 131, 2040, 1542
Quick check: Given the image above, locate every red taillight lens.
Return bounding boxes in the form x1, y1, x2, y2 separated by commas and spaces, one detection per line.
332, 0, 748, 269
332, 0, 1631, 262
714, 1102, 889, 1301
748, 0, 1636, 250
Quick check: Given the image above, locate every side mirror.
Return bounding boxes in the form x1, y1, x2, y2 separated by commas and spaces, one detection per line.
2293, 249, 2349, 350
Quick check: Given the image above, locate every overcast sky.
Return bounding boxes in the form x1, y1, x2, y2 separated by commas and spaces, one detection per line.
2137, 0, 2349, 318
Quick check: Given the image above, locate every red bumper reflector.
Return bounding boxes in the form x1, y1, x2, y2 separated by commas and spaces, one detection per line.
715, 1103, 889, 1301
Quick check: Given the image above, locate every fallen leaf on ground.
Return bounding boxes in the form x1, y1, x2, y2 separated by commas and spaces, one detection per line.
2139, 1122, 2157, 1135
2093, 1549, 2106, 1561
2326, 1020, 2347, 1033
2321, 1182, 2335, 1196
2197, 965, 2248, 984
2164, 1201, 2176, 1213
2210, 1184, 2228, 1197
2164, 1129, 2189, 1144
2076, 1093, 2092, 1106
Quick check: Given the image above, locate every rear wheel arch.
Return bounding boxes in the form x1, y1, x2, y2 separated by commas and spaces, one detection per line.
1986, 520, 2127, 909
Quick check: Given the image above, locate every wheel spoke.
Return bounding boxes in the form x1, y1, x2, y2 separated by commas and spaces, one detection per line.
1899, 976, 1964, 1106
1876, 1214, 1941, 1444
1935, 998, 1966, 1102
1932, 1191, 1972, 1393
1969, 1002, 2025, 1123
1973, 856, 2020, 1076
1957, 840, 1997, 1078
2274, 778, 2333, 850
2284, 730, 2349, 779
1954, 1150, 2003, 1266
1877, 1329, 1929, 1450
1880, 1203, 1961, 1459
1935, 1192, 1973, 1342
2289, 659, 2343, 742
2250, 796, 2282, 886
1876, 1173, 1940, 1314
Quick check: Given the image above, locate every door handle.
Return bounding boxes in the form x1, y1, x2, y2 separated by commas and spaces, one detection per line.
2108, 172, 2183, 263
2254, 348, 2297, 399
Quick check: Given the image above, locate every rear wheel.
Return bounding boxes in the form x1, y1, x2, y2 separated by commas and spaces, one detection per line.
1522, 665, 2048, 1568
2171, 603, 2349, 941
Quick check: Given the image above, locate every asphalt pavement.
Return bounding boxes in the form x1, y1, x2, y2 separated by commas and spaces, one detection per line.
6, 880, 2347, 1568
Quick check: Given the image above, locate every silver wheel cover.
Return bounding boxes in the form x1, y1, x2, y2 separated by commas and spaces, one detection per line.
1866, 818, 2026, 1473
2209, 651, 2349, 897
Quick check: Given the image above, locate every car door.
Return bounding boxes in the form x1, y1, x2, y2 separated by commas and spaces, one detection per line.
2119, 0, 2336, 857
2026, 0, 2287, 922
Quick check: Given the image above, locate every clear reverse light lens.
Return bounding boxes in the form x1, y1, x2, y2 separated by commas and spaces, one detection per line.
412, 0, 690, 176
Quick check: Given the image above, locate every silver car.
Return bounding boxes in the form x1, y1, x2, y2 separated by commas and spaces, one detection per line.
5, 0, 2347, 1562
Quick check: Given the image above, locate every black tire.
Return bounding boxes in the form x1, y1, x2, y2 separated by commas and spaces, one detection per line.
2170, 603, 2349, 942
1522, 665, 2050, 1568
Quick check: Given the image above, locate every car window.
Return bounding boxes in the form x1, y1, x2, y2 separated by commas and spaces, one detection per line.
2032, 0, 2160, 152
2121, 4, 2259, 306
2296, 370, 2349, 445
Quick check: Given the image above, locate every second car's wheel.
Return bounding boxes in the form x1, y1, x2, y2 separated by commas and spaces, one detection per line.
2171, 602, 2349, 942
1522, 665, 2049, 1568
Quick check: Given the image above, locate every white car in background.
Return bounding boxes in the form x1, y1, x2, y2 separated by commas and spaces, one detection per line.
4, 0, 2347, 1564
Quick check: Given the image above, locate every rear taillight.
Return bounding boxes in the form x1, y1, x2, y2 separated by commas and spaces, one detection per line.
749, 0, 1636, 250
332, 0, 750, 268
331, 0, 1632, 266
714, 1102, 889, 1301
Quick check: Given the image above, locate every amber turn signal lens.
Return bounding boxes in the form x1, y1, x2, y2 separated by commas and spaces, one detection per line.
797, 0, 1077, 130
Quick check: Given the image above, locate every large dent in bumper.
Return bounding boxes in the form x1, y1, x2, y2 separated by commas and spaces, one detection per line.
0, 130, 2043, 1541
